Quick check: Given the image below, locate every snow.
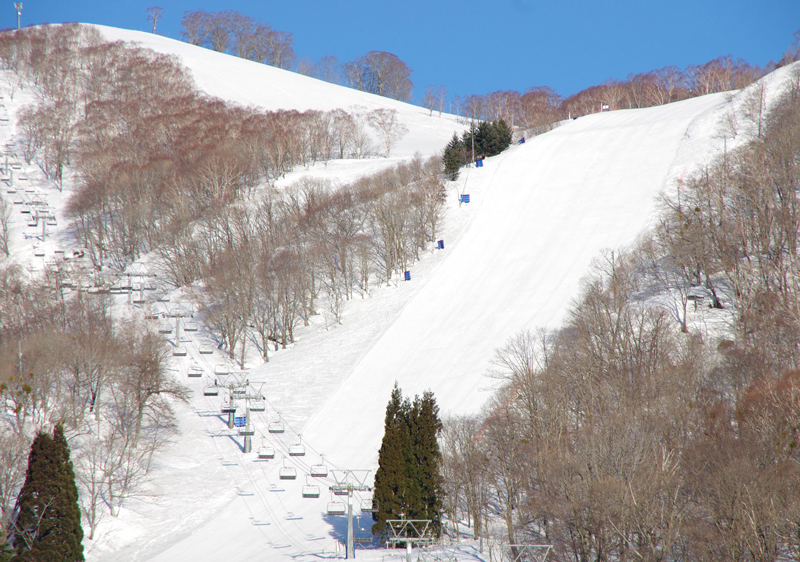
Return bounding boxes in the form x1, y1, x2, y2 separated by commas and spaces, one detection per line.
93, 26, 465, 163
4, 24, 797, 562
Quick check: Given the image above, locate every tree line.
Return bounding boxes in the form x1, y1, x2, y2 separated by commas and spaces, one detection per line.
0, 24, 411, 271
179, 10, 414, 102
448, 42, 800, 141
438, 67, 800, 561
443, 119, 513, 180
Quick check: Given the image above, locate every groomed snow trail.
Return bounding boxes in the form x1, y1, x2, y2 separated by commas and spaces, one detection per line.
117, 95, 731, 562
74, 26, 743, 562
302, 93, 729, 471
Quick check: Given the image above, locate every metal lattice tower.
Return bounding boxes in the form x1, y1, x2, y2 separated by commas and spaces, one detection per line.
502, 544, 553, 562
386, 519, 435, 562
329, 470, 371, 559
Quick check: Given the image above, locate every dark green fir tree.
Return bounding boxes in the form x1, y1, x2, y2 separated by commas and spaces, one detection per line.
442, 133, 466, 180
372, 383, 443, 538
372, 383, 412, 535
12, 424, 84, 562
410, 391, 443, 535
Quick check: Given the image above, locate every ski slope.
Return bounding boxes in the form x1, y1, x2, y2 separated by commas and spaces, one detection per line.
87, 96, 735, 561
300, 94, 731, 469
7, 24, 796, 562
94, 26, 463, 162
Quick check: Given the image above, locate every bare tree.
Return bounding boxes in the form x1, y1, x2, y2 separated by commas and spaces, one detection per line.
422, 85, 447, 117
312, 55, 341, 84
262, 30, 296, 69
146, 6, 164, 34
180, 10, 208, 46
204, 10, 234, 53
0, 193, 10, 257
343, 51, 413, 101
367, 108, 408, 158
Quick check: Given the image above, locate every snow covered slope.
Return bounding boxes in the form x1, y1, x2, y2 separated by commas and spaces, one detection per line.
67, 26, 795, 562
94, 25, 462, 161
300, 93, 730, 469
86, 98, 735, 562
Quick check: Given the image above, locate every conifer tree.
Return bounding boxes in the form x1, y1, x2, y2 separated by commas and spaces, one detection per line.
410, 391, 443, 534
372, 383, 412, 534
442, 133, 465, 180
12, 424, 84, 561
372, 384, 443, 538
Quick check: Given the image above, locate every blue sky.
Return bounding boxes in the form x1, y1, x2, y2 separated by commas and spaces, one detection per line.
8, 0, 800, 103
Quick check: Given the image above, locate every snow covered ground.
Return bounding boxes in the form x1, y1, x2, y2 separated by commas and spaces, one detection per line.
4, 25, 798, 562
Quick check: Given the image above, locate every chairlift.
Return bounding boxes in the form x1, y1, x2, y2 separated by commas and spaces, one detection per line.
268, 418, 285, 433
327, 502, 346, 515
289, 443, 306, 457
172, 345, 187, 357
187, 365, 203, 378
184, 322, 199, 332
257, 445, 275, 460
302, 485, 321, 499
310, 462, 328, 478
360, 499, 377, 513
214, 364, 230, 376
279, 465, 297, 480
203, 384, 219, 397
220, 400, 236, 414
198, 344, 214, 354
285, 512, 302, 520
156, 293, 170, 302
158, 324, 173, 334
250, 396, 266, 412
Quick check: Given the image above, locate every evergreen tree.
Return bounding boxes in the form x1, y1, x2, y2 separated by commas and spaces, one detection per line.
372, 384, 443, 538
442, 133, 465, 180
0, 541, 12, 562
12, 424, 84, 561
372, 383, 412, 534
410, 391, 443, 535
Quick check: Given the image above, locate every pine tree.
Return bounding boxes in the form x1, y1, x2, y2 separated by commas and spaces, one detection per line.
410, 391, 444, 535
442, 133, 465, 180
372, 383, 412, 535
372, 384, 443, 538
12, 424, 84, 561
